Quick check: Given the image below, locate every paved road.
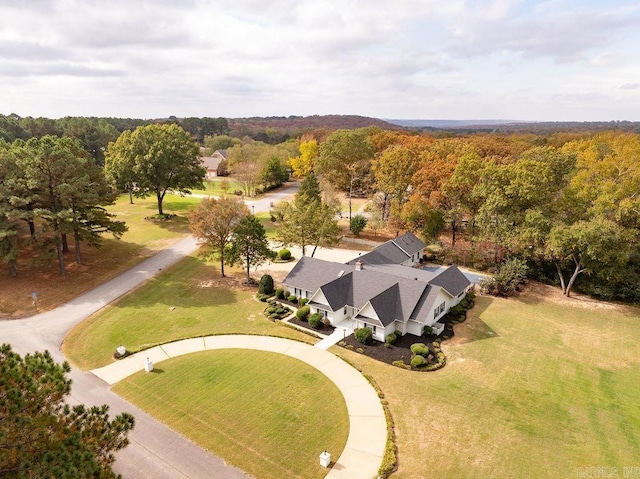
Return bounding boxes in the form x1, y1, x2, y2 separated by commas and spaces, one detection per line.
0, 182, 301, 478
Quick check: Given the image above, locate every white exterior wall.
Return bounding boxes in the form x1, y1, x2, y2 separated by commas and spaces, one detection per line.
356, 303, 387, 342
405, 320, 424, 336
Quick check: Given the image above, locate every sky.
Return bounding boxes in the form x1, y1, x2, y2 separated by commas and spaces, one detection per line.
1, 0, 640, 121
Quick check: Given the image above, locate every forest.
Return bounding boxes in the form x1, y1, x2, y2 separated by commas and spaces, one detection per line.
0, 113, 638, 302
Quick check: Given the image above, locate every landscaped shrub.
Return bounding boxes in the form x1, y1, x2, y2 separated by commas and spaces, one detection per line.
278, 248, 292, 261
355, 327, 373, 344
385, 333, 397, 345
275, 307, 285, 315
411, 355, 427, 368
423, 325, 433, 336
345, 344, 354, 350
449, 304, 465, 317
480, 257, 528, 296
356, 347, 364, 353
275, 288, 285, 299
410, 343, 430, 357
258, 274, 274, 295
308, 312, 323, 329
266, 307, 276, 314
296, 305, 310, 321
287, 295, 298, 303
256, 293, 269, 302
350, 214, 368, 236
299, 298, 309, 306
392, 360, 411, 370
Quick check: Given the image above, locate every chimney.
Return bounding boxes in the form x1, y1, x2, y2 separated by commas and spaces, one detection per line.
355, 260, 363, 271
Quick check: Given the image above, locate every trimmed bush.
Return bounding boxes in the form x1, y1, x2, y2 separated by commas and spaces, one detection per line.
449, 304, 465, 317
278, 248, 292, 261
423, 325, 433, 336
350, 214, 368, 236
266, 307, 276, 314
296, 305, 311, 321
385, 333, 397, 345
308, 312, 323, 329
411, 355, 427, 368
355, 327, 373, 344
356, 347, 365, 354
275, 288, 285, 299
258, 274, 274, 295
299, 297, 309, 306
345, 344, 354, 350
392, 360, 411, 370
410, 343, 430, 357
287, 295, 298, 303
275, 307, 285, 315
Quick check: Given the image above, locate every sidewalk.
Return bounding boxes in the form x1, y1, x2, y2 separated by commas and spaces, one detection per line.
92, 335, 386, 479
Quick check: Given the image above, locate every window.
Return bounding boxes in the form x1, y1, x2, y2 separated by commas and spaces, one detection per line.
373, 325, 377, 334
344, 307, 347, 315
434, 301, 446, 319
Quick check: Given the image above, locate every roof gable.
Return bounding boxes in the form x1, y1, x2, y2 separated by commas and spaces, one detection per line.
391, 232, 426, 256
429, 265, 471, 297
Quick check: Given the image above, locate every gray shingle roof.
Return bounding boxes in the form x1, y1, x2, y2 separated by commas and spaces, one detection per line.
392, 232, 426, 256
283, 257, 354, 293
429, 265, 471, 297
347, 242, 409, 266
346, 232, 425, 266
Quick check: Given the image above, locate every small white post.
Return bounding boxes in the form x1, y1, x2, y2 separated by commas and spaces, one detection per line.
116, 345, 126, 357
144, 357, 153, 372
319, 451, 331, 468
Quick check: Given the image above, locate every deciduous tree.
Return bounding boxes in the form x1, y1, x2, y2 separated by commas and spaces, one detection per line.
105, 124, 204, 215
189, 197, 249, 277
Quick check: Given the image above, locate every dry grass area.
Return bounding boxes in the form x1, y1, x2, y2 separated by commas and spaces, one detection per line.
0, 194, 198, 319
333, 283, 640, 478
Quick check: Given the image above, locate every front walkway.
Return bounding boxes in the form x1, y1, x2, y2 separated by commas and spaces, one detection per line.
92, 335, 387, 479
315, 319, 356, 350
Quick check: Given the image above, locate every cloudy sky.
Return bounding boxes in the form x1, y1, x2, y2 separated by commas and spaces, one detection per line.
1, 0, 639, 121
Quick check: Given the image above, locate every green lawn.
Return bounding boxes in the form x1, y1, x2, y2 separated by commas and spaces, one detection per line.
107, 193, 201, 247
62, 255, 311, 370
113, 350, 348, 479
190, 178, 244, 196
334, 289, 640, 478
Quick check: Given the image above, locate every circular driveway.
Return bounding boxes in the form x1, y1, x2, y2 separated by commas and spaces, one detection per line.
92, 335, 387, 479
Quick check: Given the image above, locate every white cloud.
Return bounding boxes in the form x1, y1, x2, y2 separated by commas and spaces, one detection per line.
0, 0, 638, 120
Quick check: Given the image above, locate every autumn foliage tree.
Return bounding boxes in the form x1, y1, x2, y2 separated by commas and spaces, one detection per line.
189, 197, 249, 277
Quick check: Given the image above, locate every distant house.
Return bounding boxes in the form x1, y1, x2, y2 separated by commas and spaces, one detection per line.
283, 232, 472, 341
201, 149, 228, 179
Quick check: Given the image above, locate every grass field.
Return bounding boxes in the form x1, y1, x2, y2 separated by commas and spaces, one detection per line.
191, 178, 244, 196
333, 285, 640, 478
0, 194, 198, 318
113, 349, 349, 479
62, 254, 311, 370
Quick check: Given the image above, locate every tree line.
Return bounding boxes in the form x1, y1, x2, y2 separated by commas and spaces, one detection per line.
287, 128, 639, 300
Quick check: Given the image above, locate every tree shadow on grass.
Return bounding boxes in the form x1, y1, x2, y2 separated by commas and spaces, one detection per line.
451, 296, 500, 345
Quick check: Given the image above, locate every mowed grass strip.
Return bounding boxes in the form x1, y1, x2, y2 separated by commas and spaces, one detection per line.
112, 350, 349, 479
190, 178, 244, 196
63, 255, 310, 370
333, 288, 640, 478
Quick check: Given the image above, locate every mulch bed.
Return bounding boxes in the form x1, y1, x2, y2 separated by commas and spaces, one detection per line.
338, 320, 457, 368
287, 317, 336, 335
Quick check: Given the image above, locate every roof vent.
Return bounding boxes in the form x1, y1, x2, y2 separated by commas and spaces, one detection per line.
355, 260, 363, 271
414, 277, 418, 280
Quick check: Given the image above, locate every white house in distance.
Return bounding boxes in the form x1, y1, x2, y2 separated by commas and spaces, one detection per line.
282, 233, 472, 342
201, 149, 228, 179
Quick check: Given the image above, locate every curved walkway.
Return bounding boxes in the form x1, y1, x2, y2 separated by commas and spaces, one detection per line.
92, 335, 387, 479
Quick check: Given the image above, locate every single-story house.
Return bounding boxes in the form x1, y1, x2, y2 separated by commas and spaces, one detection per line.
201, 149, 228, 179
283, 233, 471, 342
